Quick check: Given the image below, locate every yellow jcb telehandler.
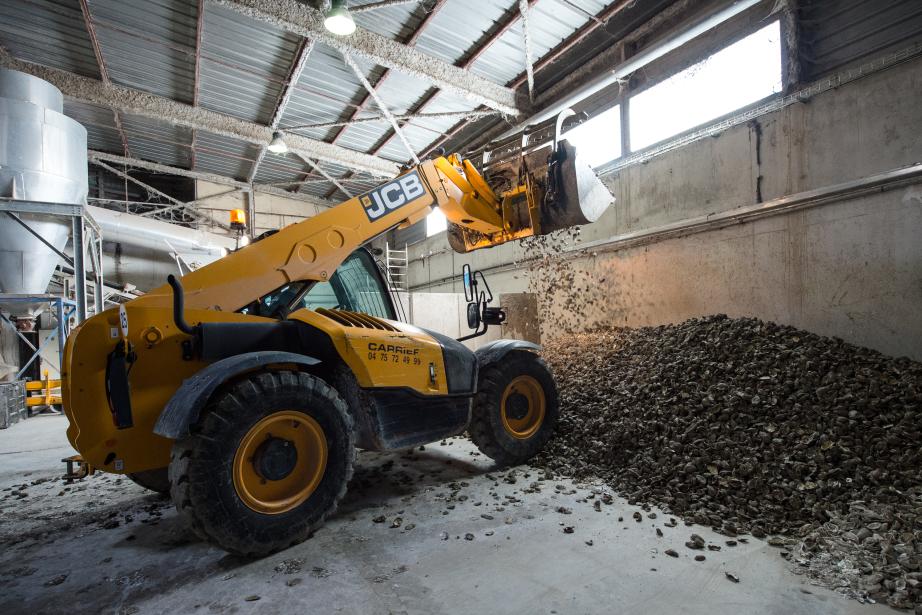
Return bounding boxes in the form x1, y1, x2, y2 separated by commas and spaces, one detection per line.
61, 113, 613, 555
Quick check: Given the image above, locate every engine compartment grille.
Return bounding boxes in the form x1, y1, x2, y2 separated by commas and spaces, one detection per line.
315, 308, 399, 331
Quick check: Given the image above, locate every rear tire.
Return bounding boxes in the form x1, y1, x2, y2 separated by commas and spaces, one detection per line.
469, 351, 559, 466
168, 370, 354, 557
128, 468, 170, 494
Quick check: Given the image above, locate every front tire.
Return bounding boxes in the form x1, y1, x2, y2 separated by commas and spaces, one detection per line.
469, 351, 559, 466
168, 370, 354, 557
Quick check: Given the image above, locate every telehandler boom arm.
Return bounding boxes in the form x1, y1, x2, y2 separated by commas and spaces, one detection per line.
130, 142, 611, 315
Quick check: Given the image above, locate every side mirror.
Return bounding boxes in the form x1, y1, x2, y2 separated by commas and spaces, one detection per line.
457, 264, 503, 342
466, 301, 481, 329
462, 263, 475, 302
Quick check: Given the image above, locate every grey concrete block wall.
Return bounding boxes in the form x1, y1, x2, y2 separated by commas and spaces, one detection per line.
406, 54, 922, 361
528, 187, 922, 359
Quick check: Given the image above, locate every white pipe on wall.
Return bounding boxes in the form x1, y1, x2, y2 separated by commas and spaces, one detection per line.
87, 205, 236, 262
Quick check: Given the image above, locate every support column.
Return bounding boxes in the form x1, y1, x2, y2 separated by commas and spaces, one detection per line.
246, 190, 257, 239
71, 216, 87, 323
620, 97, 631, 157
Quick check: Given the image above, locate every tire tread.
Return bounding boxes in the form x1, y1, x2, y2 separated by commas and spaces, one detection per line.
168, 370, 355, 556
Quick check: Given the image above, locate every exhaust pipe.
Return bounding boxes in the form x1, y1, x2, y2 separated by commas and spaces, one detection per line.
166, 274, 196, 336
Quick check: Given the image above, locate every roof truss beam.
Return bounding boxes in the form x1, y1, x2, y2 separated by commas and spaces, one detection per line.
191, 0, 206, 170
210, 0, 521, 116
342, 51, 419, 165
77, 0, 131, 158
88, 150, 330, 208
90, 158, 233, 230
325, 0, 448, 148
0, 49, 398, 178
247, 39, 316, 183
350, 0, 538, 184
352, 0, 424, 13
295, 154, 354, 199
289, 109, 499, 132
417, 0, 639, 161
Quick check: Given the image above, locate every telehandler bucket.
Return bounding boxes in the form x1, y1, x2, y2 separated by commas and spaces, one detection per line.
444, 110, 614, 253
540, 139, 612, 234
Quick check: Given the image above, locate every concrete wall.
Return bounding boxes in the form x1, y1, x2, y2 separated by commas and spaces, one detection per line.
406, 55, 922, 361
195, 181, 322, 237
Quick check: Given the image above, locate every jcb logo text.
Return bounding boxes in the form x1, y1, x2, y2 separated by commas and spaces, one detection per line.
360, 171, 426, 221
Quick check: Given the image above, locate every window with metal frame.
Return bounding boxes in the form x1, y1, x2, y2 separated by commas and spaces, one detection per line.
629, 20, 783, 151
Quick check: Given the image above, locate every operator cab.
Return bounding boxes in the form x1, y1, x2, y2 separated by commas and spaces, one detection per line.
239, 248, 398, 321
239, 247, 506, 343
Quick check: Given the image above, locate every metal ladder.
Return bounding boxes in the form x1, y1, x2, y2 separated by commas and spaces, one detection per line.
384, 243, 409, 292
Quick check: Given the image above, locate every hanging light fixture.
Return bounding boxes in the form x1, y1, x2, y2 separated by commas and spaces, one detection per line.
267, 131, 288, 154
324, 0, 356, 36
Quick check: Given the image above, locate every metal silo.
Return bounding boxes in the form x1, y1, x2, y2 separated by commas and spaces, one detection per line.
0, 68, 88, 318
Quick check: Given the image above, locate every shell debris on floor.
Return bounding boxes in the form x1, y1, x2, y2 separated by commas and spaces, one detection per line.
535, 314, 922, 610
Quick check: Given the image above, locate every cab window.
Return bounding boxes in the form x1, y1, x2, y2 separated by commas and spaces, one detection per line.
240, 282, 305, 318
296, 250, 394, 319
240, 249, 395, 320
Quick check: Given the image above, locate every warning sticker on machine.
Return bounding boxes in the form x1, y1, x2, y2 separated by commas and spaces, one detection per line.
359, 170, 428, 222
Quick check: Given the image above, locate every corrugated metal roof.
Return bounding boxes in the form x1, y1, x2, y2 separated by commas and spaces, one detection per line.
198, 3, 302, 124
378, 70, 437, 112
467, 0, 608, 85
372, 89, 485, 162
0, 0, 700, 203
346, 0, 615, 164
0, 0, 101, 78
90, 0, 197, 103
346, 174, 382, 193
331, 77, 437, 155
254, 151, 312, 185
299, 159, 350, 200
376, 122, 447, 161
414, 0, 511, 65
194, 131, 262, 180
64, 100, 123, 152
800, 0, 922, 79
277, 43, 380, 143
120, 113, 193, 168
352, 0, 423, 41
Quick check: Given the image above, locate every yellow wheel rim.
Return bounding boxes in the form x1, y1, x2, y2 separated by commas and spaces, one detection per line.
500, 375, 546, 440
232, 411, 328, 515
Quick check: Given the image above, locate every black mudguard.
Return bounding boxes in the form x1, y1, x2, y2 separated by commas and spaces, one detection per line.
474, 339, 541, 368
153, 351, 321, 439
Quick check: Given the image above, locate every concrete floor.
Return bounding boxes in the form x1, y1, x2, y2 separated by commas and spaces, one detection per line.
0, 415, 883, 615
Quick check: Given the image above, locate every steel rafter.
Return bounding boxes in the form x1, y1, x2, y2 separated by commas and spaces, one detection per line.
248, 38, 317, 184
0, 50, 398, 177
78, 0, 131, 158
